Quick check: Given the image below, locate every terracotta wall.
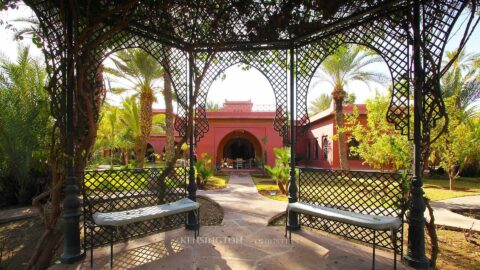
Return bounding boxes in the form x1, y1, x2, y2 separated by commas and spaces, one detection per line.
297, 108, 373, 170
195, 112, 284, 167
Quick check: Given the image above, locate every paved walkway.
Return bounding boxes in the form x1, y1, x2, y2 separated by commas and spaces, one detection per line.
429, 196, 480, 231
0, 206, 37, 223
52, 173, 402, 270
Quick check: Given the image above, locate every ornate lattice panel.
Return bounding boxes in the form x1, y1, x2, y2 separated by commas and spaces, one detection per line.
27, 1, 67, 130
298, 168, 404, 252
296, 8, 411, 138
420, 0, 470, 154
194, 50, 289, 144
82, 168, 188, 248
89, 31, 189, 136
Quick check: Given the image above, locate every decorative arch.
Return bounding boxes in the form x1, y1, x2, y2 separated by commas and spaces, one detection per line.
88, 32, 189, 136
194, 50, 288, 144
296, 2, 468, 143
304, 42, 395, 101
216, 129, 263, 165
296, 12, 411, 138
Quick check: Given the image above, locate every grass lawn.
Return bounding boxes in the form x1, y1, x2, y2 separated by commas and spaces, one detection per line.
251, 175, 288, 201
252, 172, 480, 203
203, 174, 230, 190
423, 177, 480, 201
252, 172, 404, 208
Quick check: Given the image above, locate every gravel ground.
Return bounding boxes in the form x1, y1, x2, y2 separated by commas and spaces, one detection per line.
198, 195, 223, 226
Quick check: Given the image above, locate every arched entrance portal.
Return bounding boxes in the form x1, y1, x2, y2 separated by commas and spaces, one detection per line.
223, 138, 255, 160
217, 130, 262, 167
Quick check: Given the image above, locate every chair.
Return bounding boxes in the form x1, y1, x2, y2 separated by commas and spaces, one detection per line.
245, 158, 254, 169
227, 158, 234, 168
236, 158, 244, 169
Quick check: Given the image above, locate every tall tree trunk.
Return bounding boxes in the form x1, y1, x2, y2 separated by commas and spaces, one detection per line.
449, 170, 456, 190
164, 73, 175, 163
28, 64, 106, 269
137, 88, 154, 168
333, 88, 350, 171
123, 149, 129, 165
277, 181, 287, 195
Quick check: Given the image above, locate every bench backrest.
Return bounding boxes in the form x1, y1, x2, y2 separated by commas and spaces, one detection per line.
297, 167, 405, 251
82, 167, 188, 247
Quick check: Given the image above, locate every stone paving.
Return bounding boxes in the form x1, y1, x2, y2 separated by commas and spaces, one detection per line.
0, 206, 37, 223
429, 196, 480, 231
50, 173, 403, 269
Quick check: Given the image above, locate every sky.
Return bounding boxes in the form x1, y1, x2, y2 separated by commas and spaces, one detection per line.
1, 3, 479, 111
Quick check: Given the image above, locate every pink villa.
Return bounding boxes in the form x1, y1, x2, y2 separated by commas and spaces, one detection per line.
148, 100, 372, 170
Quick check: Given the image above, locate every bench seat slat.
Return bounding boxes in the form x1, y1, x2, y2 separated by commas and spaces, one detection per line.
288, 202, 401, 231
93, 198, 200, 227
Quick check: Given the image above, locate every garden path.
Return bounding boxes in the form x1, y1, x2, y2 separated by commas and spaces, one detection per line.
429, 195, 480, 232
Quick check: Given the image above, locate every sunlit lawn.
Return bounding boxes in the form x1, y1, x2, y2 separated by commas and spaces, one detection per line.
253, 174, 403, 207
204, 174, 230, 190
423, 177, 480, 201
252, 175, 288, 201
252, 173, 480, 203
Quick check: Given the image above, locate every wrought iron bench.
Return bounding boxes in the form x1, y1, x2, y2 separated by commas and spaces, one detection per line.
82, 168, 199, 268
285, 168, 405, 270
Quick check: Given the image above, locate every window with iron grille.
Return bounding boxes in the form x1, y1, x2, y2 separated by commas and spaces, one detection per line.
322, 136, 328, 160
314, 139, 319, 160
306, 140, 311, 160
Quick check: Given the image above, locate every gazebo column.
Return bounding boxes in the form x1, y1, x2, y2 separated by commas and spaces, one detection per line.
404, 0, 430, 268
287, 47, 300, 231
61, 2, 85, 263
186, 51, 198, 230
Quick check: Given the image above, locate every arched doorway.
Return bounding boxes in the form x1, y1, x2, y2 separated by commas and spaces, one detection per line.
223, 138, 255, 160
217, 130, 262, 167
146, 143, 156, 163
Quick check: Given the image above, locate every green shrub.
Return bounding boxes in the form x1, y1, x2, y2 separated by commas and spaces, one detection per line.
264, 147, 298, 195
194, 153, 214, 189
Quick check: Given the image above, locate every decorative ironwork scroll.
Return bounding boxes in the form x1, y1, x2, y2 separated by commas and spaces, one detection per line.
27, 1, 67, 130
88, 32, 189, 136
194, 50, 289, 144
420, 0, 470, 152
295, 8, 411, 138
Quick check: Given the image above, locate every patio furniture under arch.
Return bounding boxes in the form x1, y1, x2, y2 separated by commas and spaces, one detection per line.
19, 0, 478, 268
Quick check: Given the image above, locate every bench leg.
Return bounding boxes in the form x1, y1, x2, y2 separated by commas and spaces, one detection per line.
372, 230, 376, 270
392, 229, 397, 270
110, 227, 115, 269
195, 208, 200, 240
289, 224, 292, 244
90, 227, 94, 268
286, 210, 292, 244
285, 210, 293, 243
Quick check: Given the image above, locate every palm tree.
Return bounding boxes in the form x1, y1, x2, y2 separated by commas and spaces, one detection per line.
309, 93, 332, 115
314, 45, 388, 170
163, 73, 175, 163
95, 104, 135, 167
0, 47, 50, 204
441, 49, 480, 111
118, 96, 142, 164
105, 49, 164, 168
206, 101, 221, 111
